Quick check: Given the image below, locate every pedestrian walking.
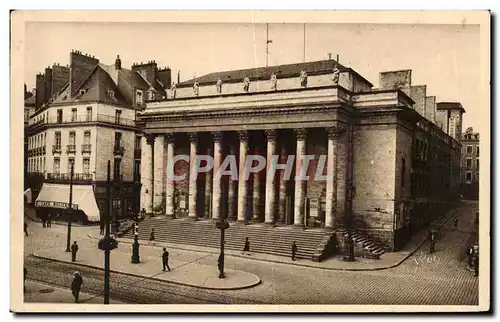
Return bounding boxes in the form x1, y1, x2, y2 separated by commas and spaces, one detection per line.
473, 252, 479, 277
291, 241, 297, 261
24, 221, 28, 237
162, 247, 171, 272
42, 217, 46, 228
99, 221, 105, 235
71, 241, 79, 262
453, 218, 458, 230
467, 245, 474, 268
242, 237, 250, 255
47, 213, 52, 228
429, 230, 436, 254
24, 267, 27, 292
149, 228, 155, 245
71, 271, 83, 303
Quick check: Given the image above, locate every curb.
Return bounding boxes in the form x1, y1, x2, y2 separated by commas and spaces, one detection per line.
86, 206, 461, 272
32, 252, 261, 291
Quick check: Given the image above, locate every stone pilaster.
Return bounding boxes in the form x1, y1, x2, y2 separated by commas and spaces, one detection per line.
264, 130, 277, 225
325, 126, 345, 229
188, 133, 198, 220
211, 131, 223, 220
294, 128, 307, 227
141, 135, 154, 214
165, 133, 176, 219
237, 131, 249, 223
153, 135, 165, 213
278, 141, 288, 224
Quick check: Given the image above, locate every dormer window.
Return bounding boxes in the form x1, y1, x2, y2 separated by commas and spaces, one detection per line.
79, 89, 86, 96
136, 90, 143, 104
148, 90, 155, 101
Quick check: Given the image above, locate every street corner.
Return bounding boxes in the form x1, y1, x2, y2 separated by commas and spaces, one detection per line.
32, 247, 262, 291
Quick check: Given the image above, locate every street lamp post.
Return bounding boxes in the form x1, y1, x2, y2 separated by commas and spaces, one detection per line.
131, 223, 140, 264
65, 163, 74, 252
216, 219, 229, 278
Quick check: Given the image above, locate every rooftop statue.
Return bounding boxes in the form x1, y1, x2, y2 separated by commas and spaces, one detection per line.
216, 77, 223, 93
300, 70, 308, 88
243, 76, 250, 92
270, 73, 278, 91
332, 65, 340, 85
193, 80, 200, 96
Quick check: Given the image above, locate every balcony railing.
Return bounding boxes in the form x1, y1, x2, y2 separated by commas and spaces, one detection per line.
114, 145, 125, 156
82, 144, 92, 153
66, 144, 76, 154
29, 114, 136, 127
52, 145, 62, 153
46, 172, 93, 182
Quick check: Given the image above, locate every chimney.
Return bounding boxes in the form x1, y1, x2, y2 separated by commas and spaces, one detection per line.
51, 64, 70, 97
35, 74, 46, 109
157, 66, 171, 89
379, 70, 412, 96
69, 50, 99, 96
410, 85, 427, 117
131, 60, 158, 86
44, 66, 53, 103
115, 54, 122, 70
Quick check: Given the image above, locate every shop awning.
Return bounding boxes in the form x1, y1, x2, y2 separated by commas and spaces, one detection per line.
35, 183, 100, 222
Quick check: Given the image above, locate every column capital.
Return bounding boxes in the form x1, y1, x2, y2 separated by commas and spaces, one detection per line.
327, 126, 346, 140
212, 131, 223, 142
188, 132, 198, 143
145, 134, 155, 145
265, 129, 277, 140
164, 133, 175, 143
294, 128, 308, 140
237, 130, 249, 142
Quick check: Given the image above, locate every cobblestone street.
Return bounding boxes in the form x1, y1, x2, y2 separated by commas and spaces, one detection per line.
23, 202, 479, 305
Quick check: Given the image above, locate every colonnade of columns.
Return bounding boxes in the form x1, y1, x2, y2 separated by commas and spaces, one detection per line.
140, 126, 346, 229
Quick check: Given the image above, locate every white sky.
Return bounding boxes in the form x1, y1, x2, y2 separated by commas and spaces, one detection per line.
25, 22, 480, 129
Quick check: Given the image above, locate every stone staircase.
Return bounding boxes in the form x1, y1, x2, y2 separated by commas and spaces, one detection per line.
336, 228, 386, 259
122, 217, 334, 261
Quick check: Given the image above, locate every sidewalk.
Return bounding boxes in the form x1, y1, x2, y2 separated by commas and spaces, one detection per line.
86, 205, 461, 271
23, 280, 124, 304
33, 246, 261, 290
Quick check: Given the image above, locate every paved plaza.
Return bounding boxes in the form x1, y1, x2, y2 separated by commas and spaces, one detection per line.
23, 201, 480, 305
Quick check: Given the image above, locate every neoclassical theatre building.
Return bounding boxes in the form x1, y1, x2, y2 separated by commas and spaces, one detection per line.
137, 59, 463, 252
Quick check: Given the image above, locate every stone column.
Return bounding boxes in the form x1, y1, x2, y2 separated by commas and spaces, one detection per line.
237, 131, 249, 223
141, 135, 154, 214
153, 135, 165, 213
278, 141, 288, 225
204, 147, 213, 219
264, 130, 277, 225
293, 129, 307, 227
325, 126, 345, 229
211, 131, 223, 220
165, 133, 176, 219
252, 147, 262, 223
227, 144, 237, 221
188, 133, 198, 220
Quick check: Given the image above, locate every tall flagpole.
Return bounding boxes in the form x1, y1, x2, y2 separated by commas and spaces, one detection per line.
303, 23, 306, 63
266, 23, 273, 67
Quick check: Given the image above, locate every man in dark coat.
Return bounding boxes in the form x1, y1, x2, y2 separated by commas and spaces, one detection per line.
242, 237, 250, 255
467, 245, 474, 268
71, 271, 83, 303
149, 228, 155, 245
100, 221, 105, 235
24, 221, 28, 237
47, 213, 52, 228
71, 241, 79, 262
162, 248, 171, 272
24, 267, 27, 292
291, 241, 297, 261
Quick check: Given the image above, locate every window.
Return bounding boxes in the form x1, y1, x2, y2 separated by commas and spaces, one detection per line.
71, 108, 77, 122
54, 132, 61, 148
466, 158, 472, 168
86, 106, 92, 121
83, 158, 90, 174
136, 90, 143, 104
134, 160, 141, 180
113, 159, 121, 179
114, 132, 122, 148
68, 158, 75, 173
53, 158, 60, 174
107, 90, 115, 99
466, 172, 472, 182
84, 131, 91, 145
134, 135, 142, 150
115, 110, 122, 124
79, 89, 86, 96
69, 132, 76, 146
466, 145, 473, 154
476, 146, 479, 156
57, 109, 63, 123
476, 159, 480, 169
148, 90, 155, 101
401, 158, 406, 187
